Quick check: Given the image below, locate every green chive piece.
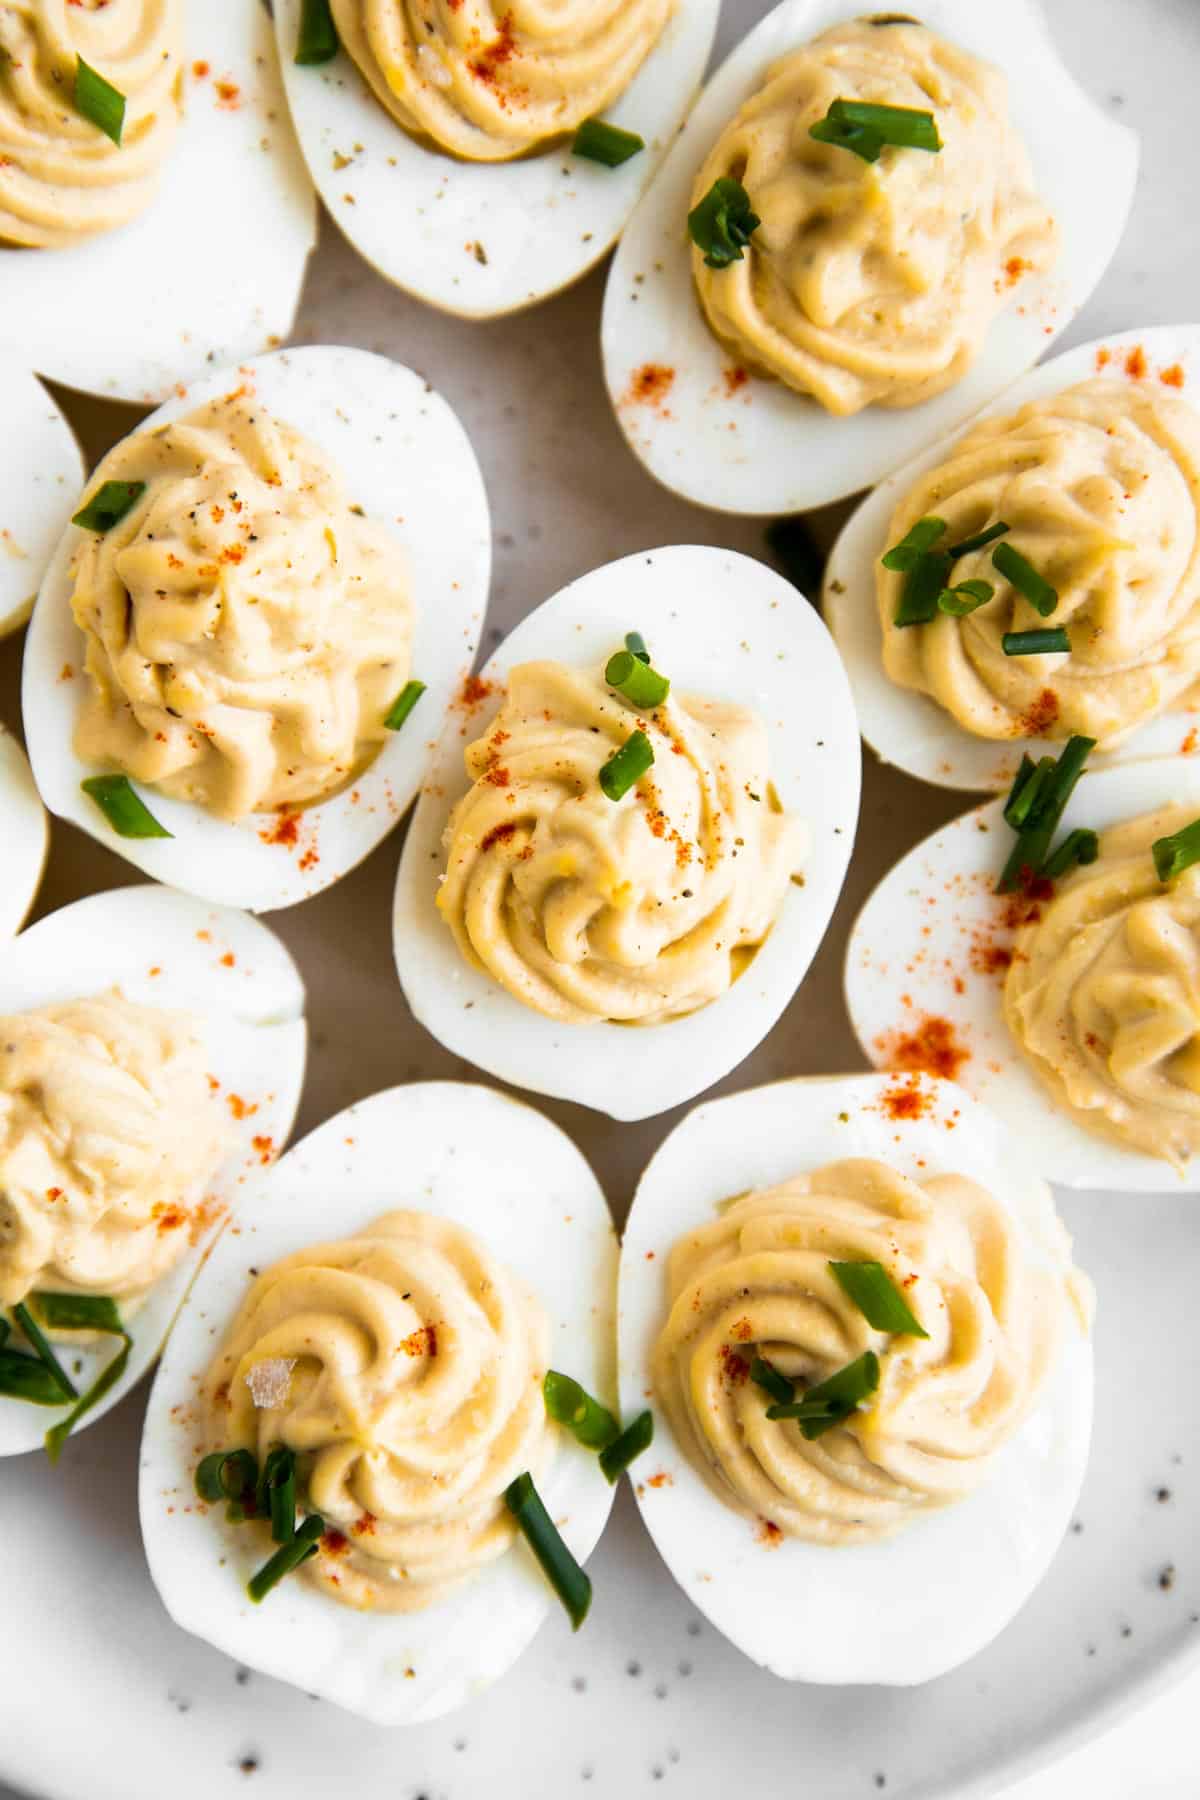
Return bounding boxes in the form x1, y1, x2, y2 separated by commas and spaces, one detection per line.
1042, 827, 1100, 881
1004, 755, 1054, 830
74, 56, 125, 145
997, 735, 1096, 894
81, 774, 172, 840
881, 516, 946, 572
625, 632, 650, 664
605, 648, 670, 710
937, 579, 994, 617
543, 1371, 619, 1451
1152, 817, 1200, 883
45, 1332, 132, 1462
598, 1410, 653, 1484
687, 176, 761, 269
504, 1471, 592, 1630
809, 113, 883, 161
823, 97, 941, 153
749, 1356, 794, 1407
599, 728, 653, 802
829, 1261, 928, 1337
31, 1292, 123, 1335
383, 678, 426, 731
765, 1350, 880, 1440
13, 1302, 77, 1401
247, 1512, 324, 1604
195, 1447, 260, 1514
894, 551, 951, 627
258, 1445, 298, 1545
947, 520, 1010, 559
71, 480, 145, 533
0, 1347, 73, 1406
992, 541, 1059, 617
572, 117, 645, 167
766, 516, 825, 598
1002, 628, 1070, 656
295, 0, 339, 65
0, 1318, 9, 1349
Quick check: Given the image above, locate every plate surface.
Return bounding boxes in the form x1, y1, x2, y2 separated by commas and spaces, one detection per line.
1, 1, 1198, 1797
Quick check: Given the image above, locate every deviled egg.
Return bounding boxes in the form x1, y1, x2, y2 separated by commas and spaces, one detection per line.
0, 354, 84, 640
23, 345, 491, 911
826, 323, 1200, 791
602, 0, 1137, 514
274, 0, 719, 317
141, 1082, 617, 1724
393, 545, 860, 1118
0, 884, 307, 1459
845, 751, 1200, 1190
0, 1, 316, 402
0, 726, 47, 938
618, 1071, 1093, 1684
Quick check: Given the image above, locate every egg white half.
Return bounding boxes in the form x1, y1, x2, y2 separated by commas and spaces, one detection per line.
0, 884, 307, 1458
618, 1070, 1093, 1686
0, 4, 316, 404
273, 0, 718, 319
23, 345, 491, 912
845, 755, 1200, 1191
0, 725, 48, 939
825, 324, 1200, 792
140, 1081, 617, 1725
393, 544, 861, 1119
601, 0, 1138, 515
0, 355, 84, 639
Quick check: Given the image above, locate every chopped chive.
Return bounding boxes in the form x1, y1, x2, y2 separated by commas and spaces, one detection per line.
749, 1355, 794, 1407
195, 1448, 260, 1521
605, 648, 669, 709
74, 56, 125, 145
625, 631, 650, 665
947, 520, 1010, 559
822, 97, 941, 154
0, 1318, 8, 1349
599, 728, 653, 801
71, 480, 145, 533
829, 1261, 928, 1337
383, 678, 425, 731
504, 1471, 592, 1630
766, 516, 825, 598
1042, 828, 1100, 880
1002, 627, 1070, 656
12, 1303, 77, 1401
881, 516, 946, 572
765, 1351, 880, 1440
0, 1347, 73, 1406
258, 1445, 298, 1545
1152, 817, 1200, 883
937, 579, 994, 617
1004, 755, 1054, 830
247, 1512, 324, 1603
32, 1292, 123, 1334
572, 118, 644, 167
687, 176, 761, 269
295, 0, 339, 64
45, 1330, 132, 1462
81, 774, 171, 839
997, 735, 1096, 894
598, 1410, 653, 1484
992, 542, 1059, 616
894, 551, 951, 627
543, 1371, 619, 1451
809, 113, 883, 161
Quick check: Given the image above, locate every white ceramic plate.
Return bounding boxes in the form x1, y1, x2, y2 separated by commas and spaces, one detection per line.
0, 2, 317, 404
0, 725, 48, 937
273, 0, 719, 319
141, 1082, 618, 1724
0, 356, 84, 639
601, 0, 1138, 514
393, 545, 860, 1118
23, 345, 491, 912
825, 323, 1200, 792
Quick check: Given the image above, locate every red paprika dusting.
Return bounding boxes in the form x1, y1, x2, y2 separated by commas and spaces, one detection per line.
730, 1316, 753, 1343
1124, 345, 1147, 379
251, 1134, 275, 1165
44, 1187, 64, 1203
718, 1344, 749, 1386
723, 365, 749, 396
399, 1324, 438, 1358
624, 363, 675, 412
227, 1093, 257, 1121
192, 60, 209, 79
259, 810, 299, 848
320, 1529, 350, 1558
875, 1015, 970, 1084
214, 78, 240, 110
646, 1471, 673, 1489
1095, 348, 1111, 371
469, 12, 518, 82
757, 1519, 783, 1548
1160, 363, 1186, 389
1003, 255, 1031, 286
1014, 689, 1059, 737
153, 1203, 188, 1235
352, 1511, 377, 1537
480, 820, 519, 853
1182, 728, 1199, 755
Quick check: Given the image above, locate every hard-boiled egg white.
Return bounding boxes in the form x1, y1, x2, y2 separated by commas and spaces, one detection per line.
0, 355, 84, 640
844, 754, 1200, 1191
0, 725, 48, 939
825, 324, 1200, 792
0, 884, 307, 1458
393, 544, 861, 1119
618, 1070, 1093, 1685
23, 345, 491, 912
601, 0, 1138, 515
0, 4, 316, 404
140, 1081, 617, 1725
273, 0, 718, 319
